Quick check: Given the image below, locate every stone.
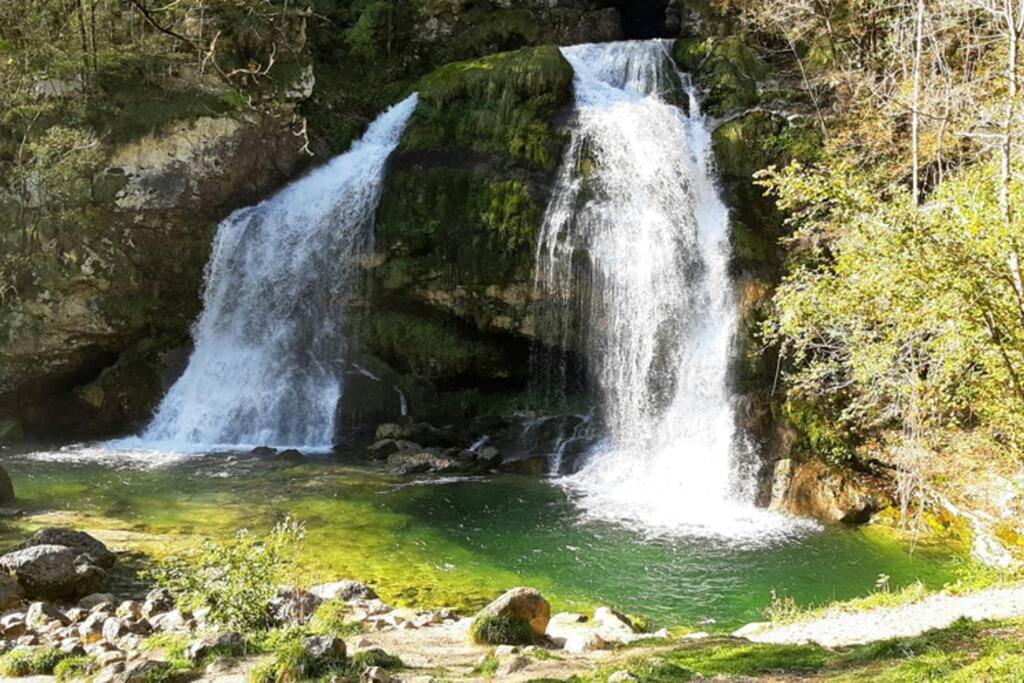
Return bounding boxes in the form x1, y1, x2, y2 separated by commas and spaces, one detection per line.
59, 637, 86, 656
375, 423, 404, 440
79, 612, 108, 643
102, 616, 129, 642
97, 650, 125, 666
0, 545, 81, 599
497, 655, 531, 676
81, 593, 118, 609
270, 587, 322, 625
562, 632, 606, 653
681, 631, 710, 640
149, 609, 189, 632
494, 644, 519, 656
387, 448, 470, 475
94, 662, 126, 683
608, 671, 640, 682
26, 601, 69, 628
474, 445, 502, 467
116, 600, 143, 619
768, 459, 889, 524
278, 448, 305, 462
362, 666, 391, 683
350, 636, 373, 649
0, 614, 27, 638
186, 631, 247, 663
205, 656, 236, 674
310, 580, 379, 602
0, 572, 24, 610
593, 606, 638, 643
142, 587, 174, 617
125, 618, 152, 635
731, 622, 770, 639
301, 634, 346, 660
73, 562, 109, 596
0, 466, 14, 503
19, 528, 116, 568
121, 659, 173, 683
65, 607, 87, 623
477, 587, 551, 638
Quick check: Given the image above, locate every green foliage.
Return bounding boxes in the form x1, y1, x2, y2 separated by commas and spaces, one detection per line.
53, 656, 96, 682
350, 648, 403, 670
762, 160, 1024, 455
673, 36, 770, 116
0, 648, 71, 676
470, 615, 535, 645
307, 599, 363, 637
148, 518, 306, 632
472, 653, 501, 677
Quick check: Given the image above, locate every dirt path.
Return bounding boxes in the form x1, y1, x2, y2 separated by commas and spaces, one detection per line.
733, 583, 1024, 647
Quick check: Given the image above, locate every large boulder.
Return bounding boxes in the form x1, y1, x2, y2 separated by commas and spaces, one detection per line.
0, 544, 108, 600
768, 459, 889, 524
19, 528, 115, 568
477, 587, 551, 638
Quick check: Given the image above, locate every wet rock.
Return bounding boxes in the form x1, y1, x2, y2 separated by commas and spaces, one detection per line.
19, 528, 116, 568
310, 580, 379, 602
474, 445, 502, 468
386, 448, 475, 475
477, 587, 551, 638
278, 449, 304, 462
768, 459, 889, 524
250, 446, 277, 457
301, 634, 346, 659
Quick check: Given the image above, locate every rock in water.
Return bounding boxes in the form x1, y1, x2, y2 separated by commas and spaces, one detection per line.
19, 528, 116, 568
310, 580, 379, 602
477, 587, 551, 638
769, 459, 889, 523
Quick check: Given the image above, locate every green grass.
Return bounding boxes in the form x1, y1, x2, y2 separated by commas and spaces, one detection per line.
307, 599, 365, 637
0, 648, 72, 677
53, 656, 97, 682
470, 615, 536, 645
472, 653, 501, 678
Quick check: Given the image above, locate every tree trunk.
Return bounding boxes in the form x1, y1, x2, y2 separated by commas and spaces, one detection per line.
912, 0, 925, 205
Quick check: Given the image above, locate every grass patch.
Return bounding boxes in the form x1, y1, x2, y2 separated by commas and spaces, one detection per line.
470, 615, 535, 645
53, 656, 97, 682
0, 648, 71, 676
307, 599, 364, 637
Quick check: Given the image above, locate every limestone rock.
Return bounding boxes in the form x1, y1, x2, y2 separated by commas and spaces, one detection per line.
769, 459, 889, 523
477, 587, 551, 638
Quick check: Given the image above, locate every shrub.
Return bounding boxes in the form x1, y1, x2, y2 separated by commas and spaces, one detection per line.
351, 648, 403, 670
470, 615, 535, 645
148, 517, 305, 632
53, 656, 97, 682
307, 599, 363, 637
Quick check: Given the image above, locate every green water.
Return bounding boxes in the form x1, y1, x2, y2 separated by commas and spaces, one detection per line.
0, 447, 958, 629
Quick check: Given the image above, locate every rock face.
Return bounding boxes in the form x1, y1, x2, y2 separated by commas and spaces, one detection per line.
768, 459, 890, 524
477, 587, 551, 638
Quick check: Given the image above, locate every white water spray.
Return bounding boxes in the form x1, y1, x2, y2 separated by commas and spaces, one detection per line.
115, 95, 419, 452
536, 42, 796, 537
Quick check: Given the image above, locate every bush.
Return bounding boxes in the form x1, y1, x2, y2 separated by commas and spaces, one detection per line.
0, 648, 70, 676
470, 615, 535, 645
148, 518, 305, 632
351, 648, 403, 670
248, 628, 350, 683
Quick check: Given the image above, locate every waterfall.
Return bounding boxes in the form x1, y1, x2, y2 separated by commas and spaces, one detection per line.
117, 95, 419, 452
536, 41, 787, 536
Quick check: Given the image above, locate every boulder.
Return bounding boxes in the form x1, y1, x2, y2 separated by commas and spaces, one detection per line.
186, 631, 247, 663
142, 587, 174, 617
476, 587, 551, 638
102, 616, 129, 642
768, 459, 889, 524
18, 528, 115, 568
80, 593, 117, 609
497, 655, 532, 676
362, 666, 392, 683
121, 659, 173, 683
0, 544, 79, 599
301, 634, 346, 660
270, 587, 321, 625
310, 580, 379, 602
386, 448, 475, 476
79, 612, 108, 643
26, 601, 68, 628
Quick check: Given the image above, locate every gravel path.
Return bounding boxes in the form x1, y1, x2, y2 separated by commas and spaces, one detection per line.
733, 584, 1024, 647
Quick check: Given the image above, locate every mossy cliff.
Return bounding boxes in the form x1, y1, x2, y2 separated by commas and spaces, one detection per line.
352, 46, 575, 399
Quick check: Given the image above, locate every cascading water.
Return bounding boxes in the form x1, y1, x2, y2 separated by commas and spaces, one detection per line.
114, 95, 419, 452
536, 41, 796, 537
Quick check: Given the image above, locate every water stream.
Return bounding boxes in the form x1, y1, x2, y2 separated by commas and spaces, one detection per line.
113, 95, 419, 452
535, 41, 779, 537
